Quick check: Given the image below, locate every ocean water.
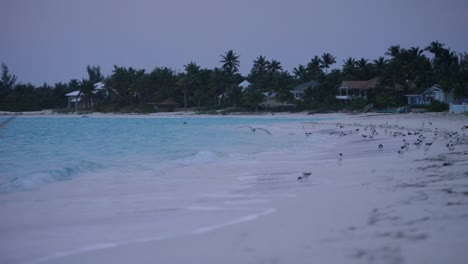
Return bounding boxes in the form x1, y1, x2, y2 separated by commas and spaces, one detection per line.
0, 116, 327, 193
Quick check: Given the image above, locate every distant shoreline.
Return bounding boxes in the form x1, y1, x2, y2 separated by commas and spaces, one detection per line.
1, 109, 466, 119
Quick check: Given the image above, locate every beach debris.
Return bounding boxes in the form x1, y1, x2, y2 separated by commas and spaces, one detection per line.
237, 125, 272, 135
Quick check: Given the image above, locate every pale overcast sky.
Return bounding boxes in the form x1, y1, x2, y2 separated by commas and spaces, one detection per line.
1, 0, 467, 85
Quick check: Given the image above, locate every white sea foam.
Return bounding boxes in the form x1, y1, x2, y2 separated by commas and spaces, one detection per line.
176, 150, 224, 166
192, 207, 277, 234
1, 160, 102, 193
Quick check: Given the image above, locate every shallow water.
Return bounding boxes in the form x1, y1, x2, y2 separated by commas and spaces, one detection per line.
1, 115, 336, 264
0, 116, 327, 193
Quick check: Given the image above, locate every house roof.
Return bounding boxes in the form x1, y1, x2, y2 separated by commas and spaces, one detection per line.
426, 84, 443, 93
94, 82, 105, 90
340, 77, 380, 90
292, 80, 320, 92
65, 91, 80, 97
239, 80, 251, 89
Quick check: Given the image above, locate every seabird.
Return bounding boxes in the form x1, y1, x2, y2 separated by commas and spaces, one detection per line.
237, 125, 272, 135
398, 150, 404, 158
298, 172, 312, 181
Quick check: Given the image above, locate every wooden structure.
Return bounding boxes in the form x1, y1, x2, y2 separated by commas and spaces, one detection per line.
336, 77, 379, 101
157, 98, 179, 112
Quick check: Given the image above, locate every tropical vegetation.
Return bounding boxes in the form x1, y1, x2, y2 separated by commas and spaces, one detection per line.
1, 42, 467, 113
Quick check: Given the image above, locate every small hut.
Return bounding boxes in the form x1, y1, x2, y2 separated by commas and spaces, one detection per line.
157, 98, 179, 112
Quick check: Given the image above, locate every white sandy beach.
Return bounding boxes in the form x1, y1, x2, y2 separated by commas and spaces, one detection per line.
1, 112, 468, 264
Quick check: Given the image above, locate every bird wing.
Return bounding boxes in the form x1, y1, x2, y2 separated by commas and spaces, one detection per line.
254, 127, 272, 135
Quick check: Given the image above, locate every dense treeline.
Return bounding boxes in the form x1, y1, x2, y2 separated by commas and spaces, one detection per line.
1, 41, 467, 112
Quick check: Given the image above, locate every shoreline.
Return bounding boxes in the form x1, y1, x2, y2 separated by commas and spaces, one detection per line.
1, 113, 468, 264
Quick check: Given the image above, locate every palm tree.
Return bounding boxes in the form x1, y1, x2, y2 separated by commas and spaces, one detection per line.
108, 66, 145, 106
249, 55, 270, 93
86, 65, 103, 84
268, 60, 282, 75
210, 67, 227, 105
180, 61, 200, 111
293, 64, 308, 82
307, 56, 323, 80
220, 50, 240, 106
320, 53, 336, 75
220, 50, 240, 76
437, 49, 459, 103
408, 46, 424, 58
425, 41, 445, 57
385, 45, 401, 58
342, 57, 357, 80
78, 78, 95, 108
251, 55, 269, 75
0, 63, 17, 101
149, 67, 177, 102
356, 58, 373, 80
373, 57, 388, 75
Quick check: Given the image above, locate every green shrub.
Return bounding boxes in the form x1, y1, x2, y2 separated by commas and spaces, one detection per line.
134, 103, 157, 113
428, 101, 449, 112
350, 98, 368, 110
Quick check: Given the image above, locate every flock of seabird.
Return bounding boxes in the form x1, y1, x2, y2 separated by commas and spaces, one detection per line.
235, 120, 466, 183
297, 121, 467, 182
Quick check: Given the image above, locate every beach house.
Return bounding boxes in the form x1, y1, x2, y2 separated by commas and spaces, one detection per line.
65, 91, 82, 109
66, 82, 106, 109
404, 84, 455, 105
290, 80, 320, 100
335, 77, 380, 101
157, 98, 179, 112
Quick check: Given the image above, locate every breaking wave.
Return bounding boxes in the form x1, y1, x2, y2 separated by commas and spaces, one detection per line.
0, 160, 102, 193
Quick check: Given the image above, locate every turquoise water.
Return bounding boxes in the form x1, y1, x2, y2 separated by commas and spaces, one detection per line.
0, 116, 326, 193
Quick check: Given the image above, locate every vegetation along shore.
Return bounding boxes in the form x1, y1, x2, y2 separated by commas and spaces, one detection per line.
1, 41, 467, 114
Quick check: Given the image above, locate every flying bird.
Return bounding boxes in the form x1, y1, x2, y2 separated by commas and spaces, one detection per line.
237, 125, 272, 135
298, 172, 312, 182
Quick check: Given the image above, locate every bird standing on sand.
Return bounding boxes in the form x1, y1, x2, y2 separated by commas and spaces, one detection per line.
237, 125, 272, 135
398, 150, 404, 158
378, 144, 383, 151
424, 142, 432, 154
338, 153, 343, 166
